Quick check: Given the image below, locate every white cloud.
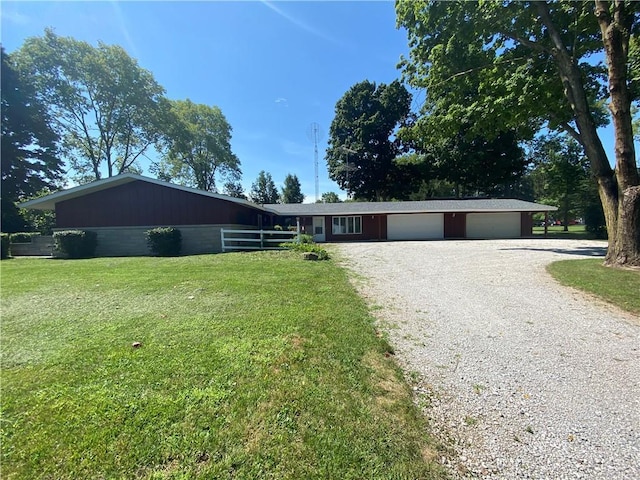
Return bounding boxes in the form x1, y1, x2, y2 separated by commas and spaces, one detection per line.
109, 1, 140, 59
260, 1, 343, 47
1, 9, 30, 26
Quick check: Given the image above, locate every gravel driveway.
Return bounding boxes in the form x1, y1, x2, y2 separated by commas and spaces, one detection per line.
336, 239, 639, 479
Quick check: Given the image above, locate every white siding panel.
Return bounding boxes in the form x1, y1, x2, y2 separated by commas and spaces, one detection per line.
387, 213, 444, 240
466, 213, 521, 239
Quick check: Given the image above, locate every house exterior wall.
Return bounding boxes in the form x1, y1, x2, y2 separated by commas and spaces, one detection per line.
55, 180, 262, 228
285, 215, 386, 242
55, 224, 249, 257
292, 211, 538, 242
324, 214, 387, 242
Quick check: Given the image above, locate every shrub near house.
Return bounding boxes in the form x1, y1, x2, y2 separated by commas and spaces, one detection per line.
145, 227, 182, 256
53, 230, 97, 258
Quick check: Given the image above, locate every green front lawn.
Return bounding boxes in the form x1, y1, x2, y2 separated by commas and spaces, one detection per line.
1, 253, 445, 479
532, 224, 598, 239
547, 259, 640, 315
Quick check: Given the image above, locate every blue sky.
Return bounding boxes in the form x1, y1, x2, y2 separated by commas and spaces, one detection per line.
1, 1, 624, 202
2, 0, 416, 201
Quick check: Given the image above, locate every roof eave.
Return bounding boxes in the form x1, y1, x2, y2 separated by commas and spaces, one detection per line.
18, 173, 268, 212
271, 206, 558, 216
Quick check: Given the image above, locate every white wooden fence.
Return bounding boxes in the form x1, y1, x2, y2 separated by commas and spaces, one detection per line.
220, 229, 300, 252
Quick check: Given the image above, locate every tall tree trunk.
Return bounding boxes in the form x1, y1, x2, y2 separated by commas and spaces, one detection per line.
537, 1, 639, 267
595, 0, 640, 267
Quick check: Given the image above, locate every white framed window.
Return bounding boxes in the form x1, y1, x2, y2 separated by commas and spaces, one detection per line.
332, 216, 362, 235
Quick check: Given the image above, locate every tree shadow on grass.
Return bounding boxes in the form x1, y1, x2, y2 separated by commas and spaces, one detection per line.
500, 245, 607, 257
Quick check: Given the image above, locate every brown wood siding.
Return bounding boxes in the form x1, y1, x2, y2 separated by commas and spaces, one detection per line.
325, 214, 386, 242
56, 180, 262, 228
520, 212, 533, 237
444, 213, 466, 238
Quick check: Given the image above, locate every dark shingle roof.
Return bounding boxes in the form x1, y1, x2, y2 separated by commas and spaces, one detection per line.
19, 173, 557, 217
265, 199, 557, 216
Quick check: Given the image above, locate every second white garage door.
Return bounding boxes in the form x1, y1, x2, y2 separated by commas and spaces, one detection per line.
466, 212, 521, 239
387, 213, 444, 240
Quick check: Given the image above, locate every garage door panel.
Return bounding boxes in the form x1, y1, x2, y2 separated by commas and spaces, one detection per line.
388, 214, 444, 240
466, 213, 520, 238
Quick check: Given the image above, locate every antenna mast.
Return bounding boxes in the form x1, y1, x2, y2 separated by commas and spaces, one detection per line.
307, 122, 323, 202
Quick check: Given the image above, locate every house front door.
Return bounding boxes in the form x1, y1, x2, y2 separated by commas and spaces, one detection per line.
312, 217, 325, 242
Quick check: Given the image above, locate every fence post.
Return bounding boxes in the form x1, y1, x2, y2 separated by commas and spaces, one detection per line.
296, 217, 301, 243
260, 230, 264, 249
220, 228, 225, 253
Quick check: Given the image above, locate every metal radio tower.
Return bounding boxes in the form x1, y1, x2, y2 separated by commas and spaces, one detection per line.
307, 122, 323, 202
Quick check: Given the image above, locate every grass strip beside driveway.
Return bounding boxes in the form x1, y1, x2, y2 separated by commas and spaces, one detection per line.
1, 253, 445, 479
547, 259, 640, 315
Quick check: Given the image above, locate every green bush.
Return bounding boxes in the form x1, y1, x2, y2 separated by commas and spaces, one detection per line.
299, 234, 314, 244
53, 230, 98, 259
281, 240, 329, 260
1, 234, 10, 259
10, 232, 40, 243
145, 227, 182, 256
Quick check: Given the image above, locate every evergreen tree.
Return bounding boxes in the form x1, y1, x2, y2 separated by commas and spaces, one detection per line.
280, 174, 304, 203
1, 48, 63, 232
249, 171, 279, 204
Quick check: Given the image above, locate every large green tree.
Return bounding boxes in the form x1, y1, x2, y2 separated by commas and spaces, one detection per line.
15, 29, 168, 182
249, 171, 279, 204
1, 48, 63, 232
429, 129, 527, 197
326, 80, 412, 201
280, 174, 304, 203
530, 135, 591, 230
154, 99, 241, 192
397, 0, 640, 267
318, 192, 342, 203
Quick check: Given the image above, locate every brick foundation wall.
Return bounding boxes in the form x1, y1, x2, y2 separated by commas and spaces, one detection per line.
52, 224, 254, 257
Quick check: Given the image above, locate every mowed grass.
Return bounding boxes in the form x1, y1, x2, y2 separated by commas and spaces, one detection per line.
532, 224, 597, 239
547, 259, 640, 315
0, 253, 446, 479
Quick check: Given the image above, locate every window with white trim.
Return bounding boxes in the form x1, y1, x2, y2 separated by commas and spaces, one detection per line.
332, 216, 362, 235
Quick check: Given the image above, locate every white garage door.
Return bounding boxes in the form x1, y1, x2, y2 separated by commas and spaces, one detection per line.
387, 213, 444, 240
466, 213, 521, 239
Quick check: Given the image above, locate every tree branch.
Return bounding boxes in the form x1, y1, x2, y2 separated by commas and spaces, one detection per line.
555, 119, 584, 147
502, 32, 551, 55
431, 55, 533, 89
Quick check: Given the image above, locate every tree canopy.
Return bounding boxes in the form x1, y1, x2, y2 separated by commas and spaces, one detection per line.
154, 99, 241, 192
280, 174, 304, 203
318, 192, 342, 203
530, 134, 592, 230
403, 128, 527, 198
223, 180, 247, 200
326, 80, 412, 201
15, 29, 168, 183
397, 0, 640, 266
249, 171, 279, 204
1, 48, 63, 232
